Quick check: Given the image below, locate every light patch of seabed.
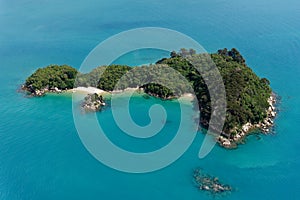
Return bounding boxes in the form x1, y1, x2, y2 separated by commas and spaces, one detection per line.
214, 134, 281, 169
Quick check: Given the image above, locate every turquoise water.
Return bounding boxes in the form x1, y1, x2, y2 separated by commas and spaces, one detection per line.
1, 0, 300, 199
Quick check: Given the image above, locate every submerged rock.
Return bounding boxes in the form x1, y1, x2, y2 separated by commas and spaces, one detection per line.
193, 168, 232, 196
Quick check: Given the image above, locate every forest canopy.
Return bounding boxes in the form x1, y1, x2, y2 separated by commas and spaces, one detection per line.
25, 65, 78, 90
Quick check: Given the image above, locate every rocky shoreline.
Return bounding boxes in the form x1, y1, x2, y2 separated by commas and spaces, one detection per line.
21, 85, 108, 97
21, 85, 65, 97
217, 93, 277, 149
21, 85, 107, 111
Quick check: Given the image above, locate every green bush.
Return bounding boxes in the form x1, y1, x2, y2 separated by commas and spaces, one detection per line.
25, 65, 78, 90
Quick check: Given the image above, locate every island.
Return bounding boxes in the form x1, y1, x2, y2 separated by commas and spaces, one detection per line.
22, 48, 277, 148
81, 93, 105, 112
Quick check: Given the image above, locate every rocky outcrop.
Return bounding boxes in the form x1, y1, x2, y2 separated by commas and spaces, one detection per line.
21, 85, 46, 97
81, 93, 105, 112
22, 85, 65, 97
217, 94, 277, 148
217, 136, 233, 148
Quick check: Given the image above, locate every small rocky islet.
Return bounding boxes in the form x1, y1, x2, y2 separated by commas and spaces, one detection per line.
81, 93, 106, 112
193, 168, 232, 196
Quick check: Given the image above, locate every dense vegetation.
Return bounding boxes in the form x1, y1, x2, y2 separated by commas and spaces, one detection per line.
75, 65, 132, 90
23, 48, 272, 137
157, 48, 271, 133
211, 49, 271, 133
24, 65, 78, 91
76, 64, 192, 98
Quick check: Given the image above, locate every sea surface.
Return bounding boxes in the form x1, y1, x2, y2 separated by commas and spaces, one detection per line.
0, 0, 300, 199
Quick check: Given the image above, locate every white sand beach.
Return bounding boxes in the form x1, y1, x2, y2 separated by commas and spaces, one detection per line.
68, 87, 107, 95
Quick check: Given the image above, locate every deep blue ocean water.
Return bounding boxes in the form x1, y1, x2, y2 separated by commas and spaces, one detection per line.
0, 0, 300, 199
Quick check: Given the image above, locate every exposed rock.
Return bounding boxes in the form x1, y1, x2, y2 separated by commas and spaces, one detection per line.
217, 136, 232, 147
202, 185, 210, 190
233, 134, 242, 141
34, 89, 45, 96
242, 122, 252, 132
218, 94, 277, 148
81, 93, 105, 112
270, 111, 276, 118
22, 84, 66, 97
54, 87, 62, 93
222, 140, 231, 147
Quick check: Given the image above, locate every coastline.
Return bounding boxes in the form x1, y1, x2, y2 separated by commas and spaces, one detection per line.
111, 88, 195, 103
217, 93, 277, 149
67, 87, 108, 95
22, 85, 109, 97
110, 87, 141, 94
